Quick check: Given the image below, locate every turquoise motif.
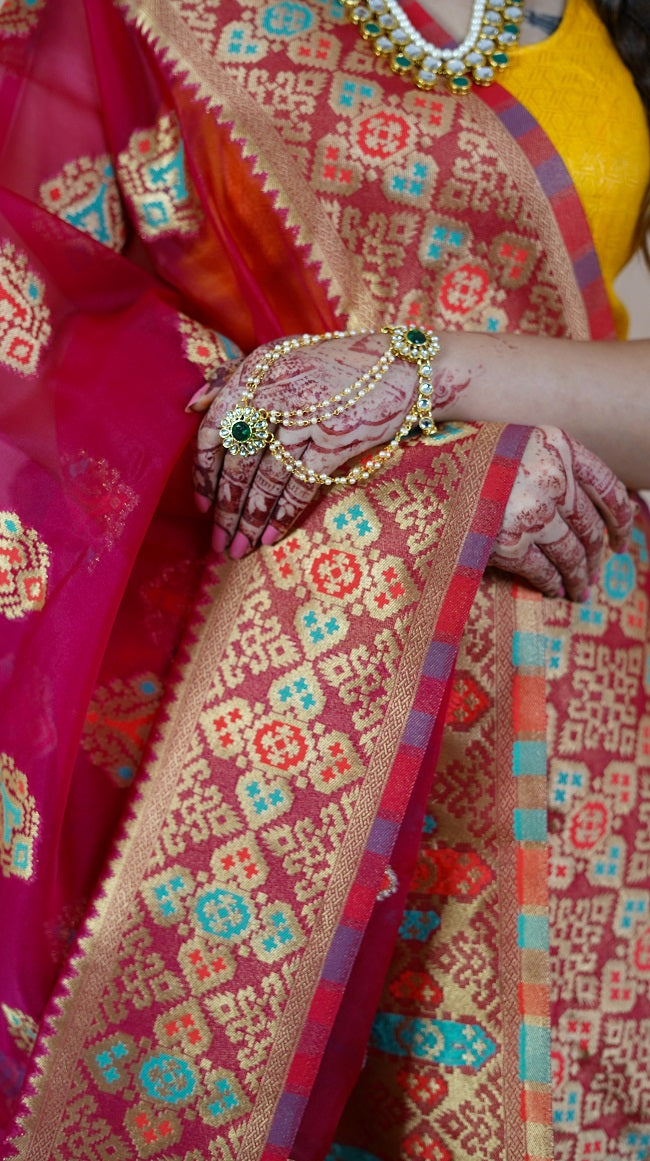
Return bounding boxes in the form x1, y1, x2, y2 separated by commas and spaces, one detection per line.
398, 909, 440, 942
332, 503, 375, 538
64, 174, 113, 246
604, 552, 636, 600
302, 608, 343, 644
371, 1013, 496, 1069
140, 1053, 197, 1104
243, 777, 288, 817
277, 675, 316, 711
390, 162, 429, 199
262, 2, 313, 36
260, 908, 296, 954
631, 526, 648, 564
551, 765, 585, 807
153, 874, 187, 918
207, 1076, 241, 1118
337, 79, 375, 109
425, 223, 465, 263
95, 1039, 130, 1086
195, 888, 252, 940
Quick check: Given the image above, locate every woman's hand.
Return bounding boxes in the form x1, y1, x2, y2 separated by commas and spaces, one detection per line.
191, 332, 418, 557
487, 426, 635, 600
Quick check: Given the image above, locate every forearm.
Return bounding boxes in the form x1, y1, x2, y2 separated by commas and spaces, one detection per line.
433, 332, 650, 490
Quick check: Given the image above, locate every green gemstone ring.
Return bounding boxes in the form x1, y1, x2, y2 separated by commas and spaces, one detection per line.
219, 406, 270, 456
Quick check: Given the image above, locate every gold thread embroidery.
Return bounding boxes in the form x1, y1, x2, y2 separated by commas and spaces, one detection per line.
0, 242, 52, 377
0, 511, 50, 620
0, 752, 40, 880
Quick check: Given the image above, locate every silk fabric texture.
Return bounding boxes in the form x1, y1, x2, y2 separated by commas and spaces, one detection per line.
0, 1, 648, 1159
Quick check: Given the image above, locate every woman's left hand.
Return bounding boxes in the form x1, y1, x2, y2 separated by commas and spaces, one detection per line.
190, 332, 418, 557
487, 426, 635, 600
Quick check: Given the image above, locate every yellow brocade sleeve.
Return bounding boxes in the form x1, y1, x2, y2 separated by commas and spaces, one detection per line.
501, 0, 650, 336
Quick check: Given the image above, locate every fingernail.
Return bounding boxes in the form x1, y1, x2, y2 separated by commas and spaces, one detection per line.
185, 382, 214, 413
212, 525, 229, 552
229, 531, 251, 560
261, 526, 280, 546
195, 494, 211, 514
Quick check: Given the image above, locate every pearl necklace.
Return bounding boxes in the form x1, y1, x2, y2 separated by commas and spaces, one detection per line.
342, 0, 525, 93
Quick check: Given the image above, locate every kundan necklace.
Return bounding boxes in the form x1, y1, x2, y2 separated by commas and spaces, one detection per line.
342, 0, 524, 93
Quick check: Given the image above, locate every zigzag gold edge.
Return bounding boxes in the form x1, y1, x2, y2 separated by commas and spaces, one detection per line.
114, 1, 375, 330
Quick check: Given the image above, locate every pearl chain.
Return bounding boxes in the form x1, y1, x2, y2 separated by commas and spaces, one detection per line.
217, 326, 441, 489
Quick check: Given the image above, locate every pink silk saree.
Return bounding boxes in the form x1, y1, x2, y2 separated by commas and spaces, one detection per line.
0, 1, 649, 1159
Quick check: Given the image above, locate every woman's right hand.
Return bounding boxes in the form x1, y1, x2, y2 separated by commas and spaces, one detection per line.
487, 426, 636, 600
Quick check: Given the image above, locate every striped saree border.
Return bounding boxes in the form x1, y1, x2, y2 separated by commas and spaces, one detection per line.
476, 85, 617, 342
264, 423, 531, 1160
510, 586, 553, 1161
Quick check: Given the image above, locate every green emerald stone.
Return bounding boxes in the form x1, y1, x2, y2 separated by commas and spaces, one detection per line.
503, 22, 519, 33
232, 420, 252, 442
364, 20, 380, 32
395, 54, 411, 67
490, 50, 508, 65
406, 328, 427, 345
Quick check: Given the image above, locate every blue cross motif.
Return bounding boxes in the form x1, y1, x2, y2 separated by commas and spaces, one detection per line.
209, 1077, 240, 1117
302, 609, 341, 643
95, 1040, 130, 1086
485, 315, 502, 333
338, 79, 374, 108
579, 599, 604, 625
154, 874, 186, 916
262, 909, 296, 952
425, 224, 465, 262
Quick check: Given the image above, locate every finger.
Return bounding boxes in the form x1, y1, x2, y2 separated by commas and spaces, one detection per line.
261, 473, 322, 544
234, 438, 312, 551
569, 436, 636, 551
185, 361, 243, 413
535, 515, 591, 602
194, 415, 225, 514
213, 448, 264, 552
489, 542, 565, 598
560, 480, 607, 584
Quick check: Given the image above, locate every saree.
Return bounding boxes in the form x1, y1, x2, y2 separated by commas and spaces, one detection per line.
0, 0, 649, 1158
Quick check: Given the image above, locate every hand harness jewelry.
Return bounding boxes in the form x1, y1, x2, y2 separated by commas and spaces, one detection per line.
218, 326, 440, 489
342, 0, 524, 94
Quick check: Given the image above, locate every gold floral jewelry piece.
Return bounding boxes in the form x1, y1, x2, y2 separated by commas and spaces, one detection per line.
342, 0, 524, 93
218, 326, 440, 488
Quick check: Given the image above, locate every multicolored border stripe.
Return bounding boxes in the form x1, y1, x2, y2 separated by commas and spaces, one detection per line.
511, 587, 553, 1161
476, 84, 617, 342
263, 424, 531, 1159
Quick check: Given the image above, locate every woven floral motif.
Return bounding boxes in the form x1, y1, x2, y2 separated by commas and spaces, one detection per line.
0, 752, 40, 880
1, 1005, 38, 1055
18, 426, 503, 1159
117, 112, 202, 239
82, 672, 163, 786
0, 0, 46, 39
39, 154, 126, 251
0, 511, 50, 621
546, 527, 650, 1160
0, 241, 51, 377
176, 313, 242, 376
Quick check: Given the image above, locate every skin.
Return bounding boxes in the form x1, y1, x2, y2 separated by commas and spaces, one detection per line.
191, 331, 639, 598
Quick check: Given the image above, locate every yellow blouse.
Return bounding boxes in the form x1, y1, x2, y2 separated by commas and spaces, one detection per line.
501, 0, 649, 334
